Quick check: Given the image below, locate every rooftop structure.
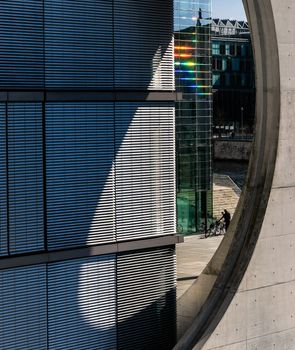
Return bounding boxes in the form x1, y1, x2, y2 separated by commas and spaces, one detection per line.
211, 19, 250, 37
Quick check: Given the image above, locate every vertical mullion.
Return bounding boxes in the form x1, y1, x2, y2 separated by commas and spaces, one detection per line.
42, 101, 47, 252
43, 0, 46, 89
45, 263, 49, 350
42, 0, 47, 252
5, 102, 9, 255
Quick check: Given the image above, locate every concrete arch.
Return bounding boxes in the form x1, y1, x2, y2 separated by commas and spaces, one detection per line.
174, 0, 295, 348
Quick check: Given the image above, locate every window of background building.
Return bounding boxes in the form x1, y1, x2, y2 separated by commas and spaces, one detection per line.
213, 73, 220, 86
220, 44, 225, 55
232, 58, 240, 71
245, 45, 249, 57
225, 73, 231, 87
220, 73, 226, 87
246, 60, 252, 72
217, 59, 222, 70
230, 44, 235, 55
222, 58, 227, 71
237, 45, 242, 56
213, 58, 217, 70
212, 43, 220, 55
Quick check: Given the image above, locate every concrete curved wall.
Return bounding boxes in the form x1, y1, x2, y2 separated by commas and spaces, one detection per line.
175, 0, 295, 348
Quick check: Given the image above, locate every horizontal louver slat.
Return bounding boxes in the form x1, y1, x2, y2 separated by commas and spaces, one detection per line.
45, 0, 113, 88
46, 102, 115, 250
114, 0, 174, 90
0, 1, 43, 88
115, 103, 176, 240
117, 247, 176, 350
48, 255, 117, 350
0, 265, 47, 350
8, 103, 44, 254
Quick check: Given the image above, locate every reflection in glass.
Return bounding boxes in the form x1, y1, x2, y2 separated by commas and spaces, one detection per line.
175, 0, 212, 234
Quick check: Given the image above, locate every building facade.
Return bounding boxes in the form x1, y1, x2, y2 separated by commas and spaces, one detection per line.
212, 19, 255, 136
0, 1, 178, 349
175, 1, 212, 234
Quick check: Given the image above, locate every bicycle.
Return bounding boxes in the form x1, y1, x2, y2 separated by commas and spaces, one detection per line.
199, 220, 214, 238
204, 220, 226, 238
218, 221, 226, 235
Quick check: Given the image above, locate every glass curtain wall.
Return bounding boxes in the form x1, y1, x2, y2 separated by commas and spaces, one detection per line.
212, 33, 255, 136
175, 0, 212, 234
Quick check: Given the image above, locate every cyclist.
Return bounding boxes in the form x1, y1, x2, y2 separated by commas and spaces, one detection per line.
219, 209, 231, 231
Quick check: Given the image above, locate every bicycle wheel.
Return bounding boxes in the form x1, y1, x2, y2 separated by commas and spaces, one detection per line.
205, 228, 211, 238
215, 226, 221, 235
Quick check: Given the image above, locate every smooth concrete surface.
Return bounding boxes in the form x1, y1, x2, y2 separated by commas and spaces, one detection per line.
198, 1, 295, 349
175, 0, 295, 349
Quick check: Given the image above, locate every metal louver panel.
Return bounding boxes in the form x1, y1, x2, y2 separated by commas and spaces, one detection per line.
117, 247, 176, 350
45, 0, 114, 89
8, 103, 44, 254
114, 0, 174, 90
0, 265, 47, 350
48, 255, 117, 350
0, 1, 43, 88
115, 103, 176, 241
46, 102, 115, 250
0, 104, 7, 256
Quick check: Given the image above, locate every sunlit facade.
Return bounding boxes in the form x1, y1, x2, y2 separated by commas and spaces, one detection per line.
175, 0, 212, 234
0, 1, 177, 349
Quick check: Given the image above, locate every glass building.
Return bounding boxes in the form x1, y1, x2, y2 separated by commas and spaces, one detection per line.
211, 19, 255, 135
0, 1, 177, 349
175, 0, 213, 234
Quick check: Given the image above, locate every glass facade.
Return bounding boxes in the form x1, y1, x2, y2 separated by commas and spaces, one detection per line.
174, 0, 212, 234
211, 20, 255, 134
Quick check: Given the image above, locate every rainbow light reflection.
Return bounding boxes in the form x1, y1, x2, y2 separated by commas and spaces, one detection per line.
174, 35, 211, 96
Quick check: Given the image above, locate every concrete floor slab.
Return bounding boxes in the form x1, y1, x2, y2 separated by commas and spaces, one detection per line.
177, 235, 224, 298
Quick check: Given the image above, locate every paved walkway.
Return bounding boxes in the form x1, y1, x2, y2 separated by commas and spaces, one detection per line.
176, 234, 224, 298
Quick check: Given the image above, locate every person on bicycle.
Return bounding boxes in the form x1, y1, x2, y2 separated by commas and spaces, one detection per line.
218, 209, 231, 231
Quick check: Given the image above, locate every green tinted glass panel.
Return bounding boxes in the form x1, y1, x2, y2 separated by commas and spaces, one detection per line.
175, 0, 212, 234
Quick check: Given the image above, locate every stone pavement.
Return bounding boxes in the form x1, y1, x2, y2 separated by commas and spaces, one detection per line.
213, 173, 241, 220
176, 234, 224, 299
